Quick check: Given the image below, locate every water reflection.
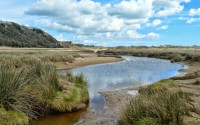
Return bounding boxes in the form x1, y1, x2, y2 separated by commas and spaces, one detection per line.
29, 105, 88, 125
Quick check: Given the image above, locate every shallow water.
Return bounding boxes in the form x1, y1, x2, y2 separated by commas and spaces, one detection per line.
29, 105, 88, 125
31, 56, 184, 125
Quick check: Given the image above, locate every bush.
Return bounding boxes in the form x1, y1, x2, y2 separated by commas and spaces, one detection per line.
173, 55, 183, 62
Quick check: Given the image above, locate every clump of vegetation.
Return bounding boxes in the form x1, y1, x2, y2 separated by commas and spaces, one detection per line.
171, 71, 200, 80
139, 79, 176, 95
0, 106, 29, 125
119, 79, 190, 125
0, 57, 89, 124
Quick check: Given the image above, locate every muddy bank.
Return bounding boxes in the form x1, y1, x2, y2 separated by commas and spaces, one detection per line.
78, 61, 200, 125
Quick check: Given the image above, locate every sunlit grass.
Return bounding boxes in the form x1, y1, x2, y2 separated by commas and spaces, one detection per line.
119, 79, 190, 125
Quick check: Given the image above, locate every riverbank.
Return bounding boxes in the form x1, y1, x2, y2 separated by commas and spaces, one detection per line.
78, 61, 200, 125
55, 54, 123, 70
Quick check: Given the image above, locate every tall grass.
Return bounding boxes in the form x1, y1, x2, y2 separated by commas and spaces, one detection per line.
0, 58, 89, 124
119, 80, 190, 125
0, 64, 37, 119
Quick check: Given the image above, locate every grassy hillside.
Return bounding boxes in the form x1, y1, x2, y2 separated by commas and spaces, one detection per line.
0, 20, 61, 48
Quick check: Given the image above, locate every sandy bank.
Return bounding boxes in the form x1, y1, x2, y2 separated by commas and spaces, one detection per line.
55, 54, 123, 70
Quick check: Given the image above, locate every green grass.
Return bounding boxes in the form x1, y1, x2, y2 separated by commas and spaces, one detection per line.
139, 79, 176, 95
66, 72, 87, 88
119, 79, 190, 125
63, 89, 78, 102
0, 106, 28, 125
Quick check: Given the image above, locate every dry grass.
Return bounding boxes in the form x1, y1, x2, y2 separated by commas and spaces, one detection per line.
98, 46, 200, 62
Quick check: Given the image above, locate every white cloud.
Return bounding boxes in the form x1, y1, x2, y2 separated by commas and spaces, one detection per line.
55, 33, 68, 41
189, 8, 200, 16
157, 25, 168, 30
108, 0, 154, 19
127, 30, 160, 39
187, 18, 200, 24
179, 8, 200, 24
25, 0, 190, 43
146, 19, 162, 27
127, 30, 145, 39
83, 40, 97, 44
147, 32, 160, 39
153, 0, 189, 17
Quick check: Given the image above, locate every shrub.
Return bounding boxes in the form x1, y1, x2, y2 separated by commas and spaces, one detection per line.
173, 55, 183, 62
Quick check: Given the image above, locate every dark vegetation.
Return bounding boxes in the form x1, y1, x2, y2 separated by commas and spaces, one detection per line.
97, 46, 200, 62
0, 20, 62, 48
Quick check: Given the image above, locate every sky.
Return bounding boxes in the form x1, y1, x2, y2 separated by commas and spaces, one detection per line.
0, 0, 200, 46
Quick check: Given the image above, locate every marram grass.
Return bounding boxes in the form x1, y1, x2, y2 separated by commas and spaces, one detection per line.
0, 58, 89, 125
119, 79, 190, 125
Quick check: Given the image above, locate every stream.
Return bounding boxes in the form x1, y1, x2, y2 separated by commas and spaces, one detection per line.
31, 56, 184, 125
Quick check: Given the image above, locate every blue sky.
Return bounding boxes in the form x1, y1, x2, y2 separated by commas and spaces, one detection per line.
0, 0, 200, 46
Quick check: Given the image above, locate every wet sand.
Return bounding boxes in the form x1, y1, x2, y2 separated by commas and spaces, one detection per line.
55, 54, 123, 70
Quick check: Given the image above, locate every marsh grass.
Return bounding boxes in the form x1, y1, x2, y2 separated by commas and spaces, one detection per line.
98, 46, 200, 62
0, 55, 89, 124
66, 72, 87, 88
0, 64, 38, 119
0, 106, 29, 125
63, 89, 78, 102
0, 48, 80, 65
119, 79, 190, 125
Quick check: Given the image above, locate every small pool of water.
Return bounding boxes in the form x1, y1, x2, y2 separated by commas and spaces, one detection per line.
31, 56, 184, 125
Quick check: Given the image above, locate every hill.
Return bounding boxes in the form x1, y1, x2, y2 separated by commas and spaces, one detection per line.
0, 20, 61, 48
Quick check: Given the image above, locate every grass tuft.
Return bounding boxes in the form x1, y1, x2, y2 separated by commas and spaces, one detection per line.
119, 79, 190, 125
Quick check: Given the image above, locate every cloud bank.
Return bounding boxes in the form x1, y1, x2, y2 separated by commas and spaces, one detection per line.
25, 0, 190, 44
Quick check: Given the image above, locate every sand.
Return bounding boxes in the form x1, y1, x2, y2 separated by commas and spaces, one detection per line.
55, 54, 123, 70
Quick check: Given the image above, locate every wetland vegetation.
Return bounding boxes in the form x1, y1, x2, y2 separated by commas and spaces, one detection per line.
0, 47, 89, 125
